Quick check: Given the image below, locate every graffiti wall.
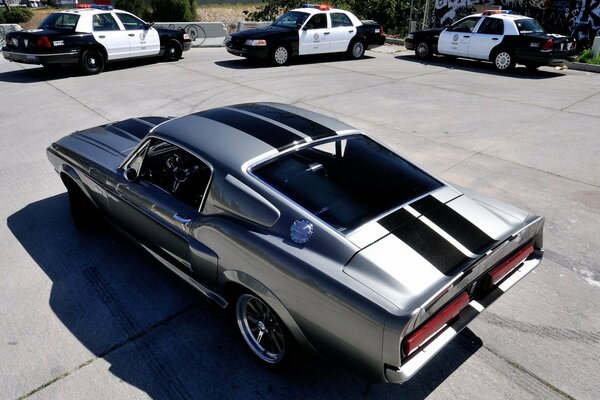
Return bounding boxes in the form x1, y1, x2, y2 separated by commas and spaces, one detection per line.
433, 0, 600, 46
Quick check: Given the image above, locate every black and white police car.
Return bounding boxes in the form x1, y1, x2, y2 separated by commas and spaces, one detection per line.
226, 4, 386, 66
405, 10, 577, 71
1, 5, 192, 74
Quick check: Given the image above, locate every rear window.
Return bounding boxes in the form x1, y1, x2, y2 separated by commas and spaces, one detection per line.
39, 13, 80, 31
252, 135, 442, 232
515, 18, 546, 35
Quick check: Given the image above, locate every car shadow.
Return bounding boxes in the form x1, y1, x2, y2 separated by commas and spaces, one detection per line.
396, 53, 567, 79
8, 193, 482, 399
0, 57, 178, 83
216, 54, 376, 69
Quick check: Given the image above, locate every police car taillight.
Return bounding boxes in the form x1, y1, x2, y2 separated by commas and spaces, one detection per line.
542, 39, 554, 51
36, 36, 52, 49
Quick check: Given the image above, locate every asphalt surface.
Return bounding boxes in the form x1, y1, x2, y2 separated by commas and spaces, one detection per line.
0, 46, 598, 400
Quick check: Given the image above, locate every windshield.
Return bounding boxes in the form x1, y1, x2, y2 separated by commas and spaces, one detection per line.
515, 18, 546, 34
252, 135, 443, 232
272, 11, 310, 29
39, 13, 80, 31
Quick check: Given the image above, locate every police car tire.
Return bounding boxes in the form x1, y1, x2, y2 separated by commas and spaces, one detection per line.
348, 39, 365, 59
81, 49, 105, 75
492, 49, 515, 71
415, 41, 431, 59
270, 45, 290, 66
164, 40, 183, 61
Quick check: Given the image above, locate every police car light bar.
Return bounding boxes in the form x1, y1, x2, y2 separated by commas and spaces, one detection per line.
482, 10, 513, 15
301, 4, 332, 10
75, 3, 113, 9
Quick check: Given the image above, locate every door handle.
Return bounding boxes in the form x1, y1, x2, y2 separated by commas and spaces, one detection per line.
463, 35, 470, 38
348, 30, 354, 33
324, 32, 330, 35
173, 213, 191, 224
128, 33, 135, 37
492, 38, 499, 40
99, 35, 106, 39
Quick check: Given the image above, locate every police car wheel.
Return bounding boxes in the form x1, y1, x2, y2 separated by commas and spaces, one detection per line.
493, 50, 515, 71
415, 41, 430, 59
81, 49, 104, 75
349, 40, 365, 59
164, 40, 183, 61
271, 45, 290, 66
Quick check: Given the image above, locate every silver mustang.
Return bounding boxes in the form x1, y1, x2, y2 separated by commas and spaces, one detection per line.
46, 103, 544, 383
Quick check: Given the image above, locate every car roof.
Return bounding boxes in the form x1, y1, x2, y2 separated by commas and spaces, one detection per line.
152, 103, 355, 171
471, 12, 532, 21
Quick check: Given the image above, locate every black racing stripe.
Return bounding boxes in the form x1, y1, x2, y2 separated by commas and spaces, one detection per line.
412, 196, 496, 254
231, 103, 337, 140
378, 208, 414, 232
110, 119, 154, 140
198, 108, 305, 151
390, 217, 471, 275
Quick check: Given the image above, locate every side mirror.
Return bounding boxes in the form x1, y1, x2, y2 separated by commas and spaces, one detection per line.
303, 24, 314, 31
144, 21, 154, 29
124, 167, 138, 181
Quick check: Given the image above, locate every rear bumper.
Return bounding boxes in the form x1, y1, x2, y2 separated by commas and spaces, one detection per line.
404, 39, 415, 50
183, 40, 192, 52
2, 49, 80, 65
385, 250, 543, 384
517, 50, 578, 66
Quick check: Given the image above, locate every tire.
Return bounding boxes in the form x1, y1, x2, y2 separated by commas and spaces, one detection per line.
492, 49, 515, 71
415, 41, 431, 59
348, 39, 365, 59
235, 292, 291, 367
164, 40, 183, 61
80, 49, 105, 75
65, 182, 100, 230
270, 44, 290, 66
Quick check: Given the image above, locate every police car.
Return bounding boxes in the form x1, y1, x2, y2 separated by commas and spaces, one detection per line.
225, 4, 386, 65
1, 5, 192, 74
405, 10, 577, 71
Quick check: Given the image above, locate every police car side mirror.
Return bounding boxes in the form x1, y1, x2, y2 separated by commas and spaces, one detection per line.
303, 24, 314, 31
144, 22, 154, 29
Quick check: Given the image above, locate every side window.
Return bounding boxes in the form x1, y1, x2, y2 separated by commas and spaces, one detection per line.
93, 13, 119, 32
477, 18, 504, 35
451, 17, 480, 33
331, 13, 352, 28
116, 13, 146, 30
306, 13, 328, 30
136, 139, 212, 210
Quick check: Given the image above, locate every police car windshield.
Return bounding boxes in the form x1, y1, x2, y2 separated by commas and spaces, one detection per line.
272, 11, 310, 29
515, 19, 546, 34
39, 13, 80, 31
253, 135, 443, 233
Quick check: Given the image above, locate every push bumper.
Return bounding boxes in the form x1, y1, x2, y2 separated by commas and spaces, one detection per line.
2, 49, 80, 65
404, 39, 415, 50
385, 252, 543, 384
225, 43, 269, 59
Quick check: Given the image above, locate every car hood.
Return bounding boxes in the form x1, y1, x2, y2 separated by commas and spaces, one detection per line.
343, 185, 531, 310
232, 25, 293, 39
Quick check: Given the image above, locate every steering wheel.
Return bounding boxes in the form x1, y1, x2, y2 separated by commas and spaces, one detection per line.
172, 164, 200, 193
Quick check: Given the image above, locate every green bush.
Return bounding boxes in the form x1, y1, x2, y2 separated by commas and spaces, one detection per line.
114, 0, 197, 22
577, 49, 600, 65
0, 8, 34, 24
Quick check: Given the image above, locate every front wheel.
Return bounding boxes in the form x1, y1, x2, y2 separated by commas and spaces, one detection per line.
348, 40, 365, 59
270, 45, 290, 66
492, 49, 515, 71
415, 41, 431, 59
80, 49, 105, 75
164, 40, 183, 61
235, 293, 290, 367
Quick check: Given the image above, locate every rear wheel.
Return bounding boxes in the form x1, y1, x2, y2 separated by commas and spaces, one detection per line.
164, 40, 183, 61
80, 49, 105, 75
271, 44, 290, 66
235, 292, 291, 367
348, 39, 365, 59
415, 41, 431, 59
492, 49, 515, 71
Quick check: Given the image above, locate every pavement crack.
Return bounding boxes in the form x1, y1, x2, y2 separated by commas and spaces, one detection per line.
43, 81, 111, 123
483, 345, 577, 400
16, 302, 200, 400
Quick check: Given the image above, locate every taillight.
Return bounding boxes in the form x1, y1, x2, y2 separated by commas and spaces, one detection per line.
488, 243, 534, 285
541, 39, 554, 51
380, 25, 385, 35
36, 36, 52, 49
403, 293, 470, 357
